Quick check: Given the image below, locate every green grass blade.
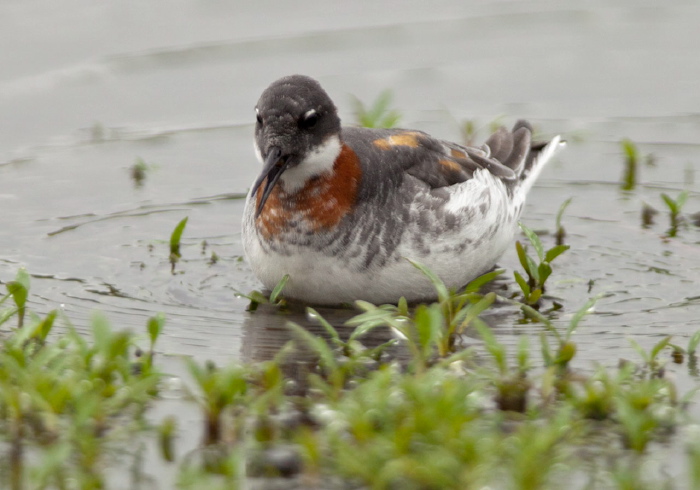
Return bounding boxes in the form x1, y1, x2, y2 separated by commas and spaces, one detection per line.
517, 335, 530, 372
407, 258, 449, 303
307, 308, 341, 344
544, 245, 570, 264
540, 332, 554, 366
525, 255, 540, 283
621, 138, 639, 162
287, 321, 337, 372
688, 330, 700, 354
555, 198, 573, 230
565, 296, 598, 339
521, 305, 559, 342
513, 271, 530, 297
628, 338, 650, 363
169, 217, 189, 257
661, 193, 676, 213
528, 288, 542, 304
458, 292, 496, 332
537, 262, 552, 286
32, 310, 57, 341
515, 241, 530, 275
464, 269, 504, 293
7, 267, 30, 309
473, 319, 507, 374
650, 335, 672, 361
413, 304, 443, 356
269, 274, 289, 303
519, 223, 544, 262
147, 313, 166, 348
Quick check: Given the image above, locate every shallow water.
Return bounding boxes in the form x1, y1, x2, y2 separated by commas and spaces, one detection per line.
1, 0, 700, 486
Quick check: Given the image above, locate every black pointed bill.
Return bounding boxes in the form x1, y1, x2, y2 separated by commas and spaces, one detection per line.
251, 147, 291, 217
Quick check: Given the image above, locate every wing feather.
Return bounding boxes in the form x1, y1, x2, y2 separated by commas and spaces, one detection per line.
341, 121, 552, 193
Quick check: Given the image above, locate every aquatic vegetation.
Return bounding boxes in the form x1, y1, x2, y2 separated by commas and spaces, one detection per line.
514, 222, 570, 307
523, 296, 596, 375
688, 331, 700, 356
185, 360, 248, 446
641, 202, 658, 228
473, 320, 532, 412
347, 261, 500, 366
1, 264, 700, 488
0, 305, 163, 488
130, 157, 150, 187
352, 89, 401, 128
629, 335, 672, 379
554, 197, 572, 246
620, 138, 639, 191
620, 139, 656, 191
459, 116, 505, 146
661, 189, 689, 237
242, 274, 289, 311
169, 217, 189, 273
5, 268, 30, 329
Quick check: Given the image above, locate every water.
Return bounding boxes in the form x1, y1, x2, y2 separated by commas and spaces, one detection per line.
1, 0, 700, 486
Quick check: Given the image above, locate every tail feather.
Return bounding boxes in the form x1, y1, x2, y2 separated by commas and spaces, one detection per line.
517, 134, 564, 196
503, 126, 531, 173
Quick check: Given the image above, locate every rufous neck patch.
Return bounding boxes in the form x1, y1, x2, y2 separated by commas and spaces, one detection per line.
256, 144, 362, 239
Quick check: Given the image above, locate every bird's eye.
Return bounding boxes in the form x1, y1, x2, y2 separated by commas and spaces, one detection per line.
255, 109, 263, 126
299, 109, 319, 129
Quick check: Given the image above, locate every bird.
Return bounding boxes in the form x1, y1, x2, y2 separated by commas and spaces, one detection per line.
242, 75, 564, 305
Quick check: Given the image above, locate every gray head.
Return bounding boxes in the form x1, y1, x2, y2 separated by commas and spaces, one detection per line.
252, 75, 342, 216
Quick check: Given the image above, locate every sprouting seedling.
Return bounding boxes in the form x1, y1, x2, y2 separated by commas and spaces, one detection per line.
668, 330, 700, 366
241, 274, 289, 312
348, 263, 498, 370
6, 268, 30, 328
159, 416, 177, 463
641, 202, 658, 229
688, 330, 700, 356
554, 198, 572, 246
661, 190, 689, 237
461, 119, 477, 146
131, 157, 150, 188
459, 116, 505, 146
620, 138, 638, 191
352, 90, 401, 129
186, 359, 248, 445
407, 259, 498, 357
522, 296, 597, 374
514, 223, 569, 307
308, 307, 396, 362
147, 313, 165, 353
287, 309, 398, 400
29, 310, 57, 344
286, 320, 346, 399
620, 139, 655, 191
169, 217, 188, 273
472, 321, 531, 412
628, 336, 672, 378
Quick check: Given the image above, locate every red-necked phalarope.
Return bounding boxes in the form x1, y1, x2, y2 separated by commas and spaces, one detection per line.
242, 75, 564, 305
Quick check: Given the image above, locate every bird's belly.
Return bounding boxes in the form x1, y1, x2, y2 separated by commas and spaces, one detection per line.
242, 177, 520, 305
243, 220, 515, 305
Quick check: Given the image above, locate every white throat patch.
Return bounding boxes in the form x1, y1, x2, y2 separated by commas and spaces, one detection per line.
278, 135, 342, 193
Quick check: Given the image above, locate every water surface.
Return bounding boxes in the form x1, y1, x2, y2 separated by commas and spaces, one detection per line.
1, 0, 699, 485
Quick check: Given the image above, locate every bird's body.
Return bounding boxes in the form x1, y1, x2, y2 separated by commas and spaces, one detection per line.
242, 75, 563, 305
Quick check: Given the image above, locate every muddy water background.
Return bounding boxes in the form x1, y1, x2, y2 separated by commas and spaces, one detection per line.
1, 0, 700, 485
